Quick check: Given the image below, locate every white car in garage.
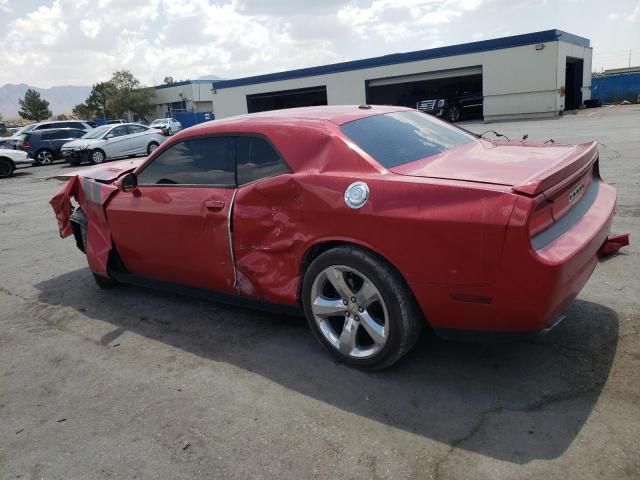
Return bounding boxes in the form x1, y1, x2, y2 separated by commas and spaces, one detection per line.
150, 117, 182, 135
0, 148, 34, 178
61, 123, 166, 165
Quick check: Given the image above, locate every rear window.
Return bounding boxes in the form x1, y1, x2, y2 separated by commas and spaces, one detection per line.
340, 111, 476, 168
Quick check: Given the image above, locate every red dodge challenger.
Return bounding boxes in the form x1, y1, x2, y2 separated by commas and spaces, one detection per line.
51, 105, 627, 369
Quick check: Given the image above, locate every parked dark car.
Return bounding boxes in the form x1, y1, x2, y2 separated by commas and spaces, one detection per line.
32, 120, 93, 131
16, 128, 87, 165
417, 91, 483, 122
0, 121, 93, 149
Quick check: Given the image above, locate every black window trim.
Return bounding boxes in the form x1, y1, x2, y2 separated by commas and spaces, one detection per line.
136, 132, 292, 189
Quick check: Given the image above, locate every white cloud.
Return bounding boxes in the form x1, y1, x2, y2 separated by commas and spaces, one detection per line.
607, 12, 620, 20
0, 0, 638, 89
628, 1, 640, 21
80, 19, 101, 38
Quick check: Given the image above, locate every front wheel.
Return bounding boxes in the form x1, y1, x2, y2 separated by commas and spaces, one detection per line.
302, 246, 423, 370
0, 158, 15, 178
447, 105, 461, 122
147, 141, 159, 155
89, 149, 106, 164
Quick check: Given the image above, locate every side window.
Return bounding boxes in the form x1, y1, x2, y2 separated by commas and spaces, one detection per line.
110, 126, 128, 137
41, 131, 57, 140
236, 136, 289, 185
68, 129, 85, 138
35, 123, 51, 130
137, 137, 235, 186
128, 125, 147, 134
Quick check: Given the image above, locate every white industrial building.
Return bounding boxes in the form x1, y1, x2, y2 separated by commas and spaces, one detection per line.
152, 29, 592, 123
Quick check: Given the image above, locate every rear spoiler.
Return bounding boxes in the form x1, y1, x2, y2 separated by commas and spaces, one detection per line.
512, 141, 599, 196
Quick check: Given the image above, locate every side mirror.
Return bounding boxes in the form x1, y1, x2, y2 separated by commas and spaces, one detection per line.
105, 133, 114, 139
120, 172, 138, 192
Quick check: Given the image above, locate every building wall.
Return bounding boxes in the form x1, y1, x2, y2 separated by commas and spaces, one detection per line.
152, 82, 215, 119
211, 40, 592, 121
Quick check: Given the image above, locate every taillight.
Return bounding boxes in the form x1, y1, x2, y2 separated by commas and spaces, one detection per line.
18, 141, 32, 150
529, 199, 554, 237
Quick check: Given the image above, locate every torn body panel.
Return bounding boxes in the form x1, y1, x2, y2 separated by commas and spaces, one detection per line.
50, 175, 119, 276
599, 233, 630, 257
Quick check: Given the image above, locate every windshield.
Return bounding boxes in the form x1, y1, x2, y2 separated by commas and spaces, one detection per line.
341, 111, 476, 168
151, 119, 168, 125
13, 124, 37, 137
82, 125, 111, 139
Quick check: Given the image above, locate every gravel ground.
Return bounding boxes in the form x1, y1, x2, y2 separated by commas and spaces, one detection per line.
0, 105, 638, 479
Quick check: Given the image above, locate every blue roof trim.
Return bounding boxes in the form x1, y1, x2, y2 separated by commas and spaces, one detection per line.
155, 79, 218, 90
212, 29, 590, 90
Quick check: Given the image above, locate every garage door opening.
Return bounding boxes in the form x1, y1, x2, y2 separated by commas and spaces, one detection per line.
246, 86, 328, 114
366, 68, 483, 122
564, 57, 584, 110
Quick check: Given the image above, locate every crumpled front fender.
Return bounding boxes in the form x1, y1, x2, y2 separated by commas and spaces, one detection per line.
50, 176, 119, 276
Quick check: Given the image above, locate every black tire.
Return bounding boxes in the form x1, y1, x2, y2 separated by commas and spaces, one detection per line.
89, 149, 106, 165
147, 141, 160, 155
93, 273, 118, 289
447, 105, 461, 122
302, 246, 423, 370
0, 158, 15, 178
35, 149, 54, 165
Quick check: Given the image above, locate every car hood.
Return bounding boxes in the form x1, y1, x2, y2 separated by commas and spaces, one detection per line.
62, 138, 103, 149
390, 139, 598, 194
52, 158, 145, 182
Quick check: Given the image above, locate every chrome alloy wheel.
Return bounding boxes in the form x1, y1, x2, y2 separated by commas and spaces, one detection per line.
310, 265, 388, 359
37, 150, 53, 165
91, 150, 105, 163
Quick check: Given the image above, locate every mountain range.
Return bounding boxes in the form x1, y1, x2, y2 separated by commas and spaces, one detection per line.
0, 76, 226, 121
0, 84, 92, 120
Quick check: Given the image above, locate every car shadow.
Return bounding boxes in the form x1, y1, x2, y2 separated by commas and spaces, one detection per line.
35, 268, 618, 464
11, 169, 34, 177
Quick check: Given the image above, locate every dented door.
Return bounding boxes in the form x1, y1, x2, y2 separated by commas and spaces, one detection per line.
106, 186, 236, 294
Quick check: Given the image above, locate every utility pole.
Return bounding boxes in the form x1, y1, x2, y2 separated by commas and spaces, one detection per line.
630, 50, 632, 68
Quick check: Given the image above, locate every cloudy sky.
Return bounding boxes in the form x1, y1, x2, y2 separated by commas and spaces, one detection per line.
0, 0, 639, 88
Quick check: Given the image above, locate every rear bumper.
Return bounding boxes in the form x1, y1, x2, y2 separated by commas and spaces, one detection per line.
413, 179, 618, 333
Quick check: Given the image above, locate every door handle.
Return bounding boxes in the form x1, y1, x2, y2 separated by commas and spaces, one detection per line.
205, 199, 225, 211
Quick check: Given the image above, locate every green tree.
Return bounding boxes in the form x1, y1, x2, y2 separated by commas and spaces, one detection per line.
73, 81, 116, 120
18, 89, 52, 121
54, 113, 70, 121
72, 102, 93, 119
106, 70, 154, 121
163, 76, 175, 85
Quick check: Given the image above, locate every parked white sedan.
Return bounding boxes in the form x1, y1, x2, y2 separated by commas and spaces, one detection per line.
0, 148, 34, 178
150, 118, 182, 135
61, 123, 166, 165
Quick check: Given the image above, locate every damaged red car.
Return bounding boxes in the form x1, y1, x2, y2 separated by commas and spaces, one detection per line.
51, 105, 627, 369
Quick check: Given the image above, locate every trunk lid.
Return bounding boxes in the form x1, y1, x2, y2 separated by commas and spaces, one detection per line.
389, 139, 598, 195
